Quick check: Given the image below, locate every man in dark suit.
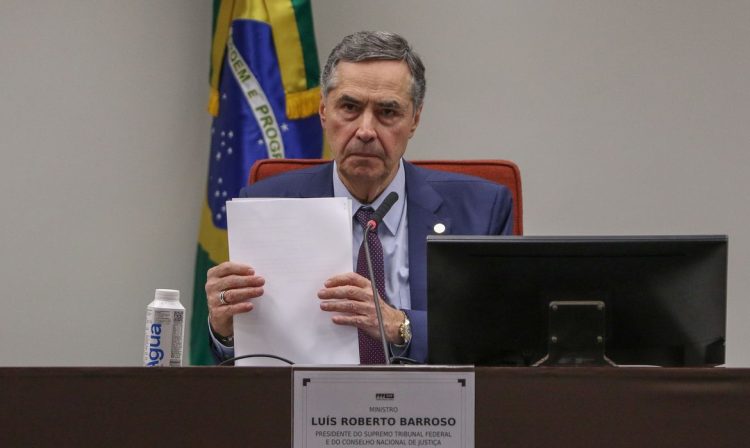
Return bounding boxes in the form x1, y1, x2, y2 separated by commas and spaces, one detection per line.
205, 31, 513, 364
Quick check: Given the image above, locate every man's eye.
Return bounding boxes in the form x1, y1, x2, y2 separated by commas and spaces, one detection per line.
381, 109, 397, 117
342, 103, 358, 112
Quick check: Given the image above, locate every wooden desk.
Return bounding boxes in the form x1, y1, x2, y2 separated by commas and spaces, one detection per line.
1, 367, 748, 447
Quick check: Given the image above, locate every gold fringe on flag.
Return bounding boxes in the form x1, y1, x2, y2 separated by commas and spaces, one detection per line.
207, 88, 221, 117
286, 86, 320, 119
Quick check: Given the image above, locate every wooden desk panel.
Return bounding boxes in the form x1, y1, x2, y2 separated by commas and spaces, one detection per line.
475, 367, 750, 447
2, 367, 748, 447
1, 367, 291, 447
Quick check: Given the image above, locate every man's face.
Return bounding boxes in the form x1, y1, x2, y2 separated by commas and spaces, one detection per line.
320, 60, 422, 197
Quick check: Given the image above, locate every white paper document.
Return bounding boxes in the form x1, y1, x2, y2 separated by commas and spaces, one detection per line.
226, 197, 359, 366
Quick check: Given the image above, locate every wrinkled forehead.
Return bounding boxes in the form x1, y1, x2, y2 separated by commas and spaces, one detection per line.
326, 60, 414, 103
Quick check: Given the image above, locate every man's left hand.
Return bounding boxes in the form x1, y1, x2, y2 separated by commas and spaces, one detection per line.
318, 272, 404, 343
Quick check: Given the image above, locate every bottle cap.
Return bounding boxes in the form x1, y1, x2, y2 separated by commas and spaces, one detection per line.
154, 289, 180, 301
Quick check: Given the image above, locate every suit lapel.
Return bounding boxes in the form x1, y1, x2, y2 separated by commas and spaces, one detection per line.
404, 162, 451, 310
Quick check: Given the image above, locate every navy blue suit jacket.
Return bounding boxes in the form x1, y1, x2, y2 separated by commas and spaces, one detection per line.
238, 160, 514, 362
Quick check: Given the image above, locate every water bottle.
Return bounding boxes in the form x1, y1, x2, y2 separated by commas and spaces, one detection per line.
143, 289, 185, 367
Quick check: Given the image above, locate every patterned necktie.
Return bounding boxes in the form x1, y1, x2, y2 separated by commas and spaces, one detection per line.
355, 206, 388, 364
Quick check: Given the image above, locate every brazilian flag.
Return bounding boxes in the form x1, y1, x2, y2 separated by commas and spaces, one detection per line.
191, 0, 324, 365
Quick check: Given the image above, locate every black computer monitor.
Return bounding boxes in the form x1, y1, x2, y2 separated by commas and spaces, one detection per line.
427, 235, 727, 366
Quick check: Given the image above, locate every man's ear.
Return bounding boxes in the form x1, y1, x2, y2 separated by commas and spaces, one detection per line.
319, 98, 327, 127
409, 105, 423, 138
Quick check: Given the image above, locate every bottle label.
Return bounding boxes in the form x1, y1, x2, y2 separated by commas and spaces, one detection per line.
144, 308, 184, 367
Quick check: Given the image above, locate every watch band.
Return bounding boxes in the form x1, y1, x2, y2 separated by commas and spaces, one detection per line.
210, 320, 234, 347
216, 333, 234, 347
398, 311, 412, 345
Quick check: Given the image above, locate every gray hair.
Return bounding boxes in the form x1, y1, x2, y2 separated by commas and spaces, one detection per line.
320, 31, 426, 110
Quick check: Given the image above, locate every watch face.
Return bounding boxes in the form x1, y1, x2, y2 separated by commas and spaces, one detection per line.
401, 317, 412, 343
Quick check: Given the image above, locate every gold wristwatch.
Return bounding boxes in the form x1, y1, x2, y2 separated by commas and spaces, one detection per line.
399, 311, 412, 345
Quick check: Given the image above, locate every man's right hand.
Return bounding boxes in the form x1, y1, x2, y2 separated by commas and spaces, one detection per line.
205, 262, 265, 338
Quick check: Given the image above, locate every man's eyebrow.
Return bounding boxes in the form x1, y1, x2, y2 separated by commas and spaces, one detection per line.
335, 95, 406, 111
376, 100, 404, 110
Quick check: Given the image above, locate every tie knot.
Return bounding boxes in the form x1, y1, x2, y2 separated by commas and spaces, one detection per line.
355, 206, 375, 228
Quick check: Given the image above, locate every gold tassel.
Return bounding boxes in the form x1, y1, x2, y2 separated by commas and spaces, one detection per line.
286, 86, 321, 119
207, 88, 221, 117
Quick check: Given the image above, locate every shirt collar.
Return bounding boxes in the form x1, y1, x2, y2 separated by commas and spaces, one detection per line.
332, 159, 406, 236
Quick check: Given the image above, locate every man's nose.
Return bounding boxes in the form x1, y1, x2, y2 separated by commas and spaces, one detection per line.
355, 111, 376, 142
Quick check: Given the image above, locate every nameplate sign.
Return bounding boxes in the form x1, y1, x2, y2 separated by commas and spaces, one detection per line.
293, 367, 474, 448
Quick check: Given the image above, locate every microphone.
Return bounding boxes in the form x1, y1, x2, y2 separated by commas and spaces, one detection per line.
367, 192, 399, 230
362, 191, 399, 365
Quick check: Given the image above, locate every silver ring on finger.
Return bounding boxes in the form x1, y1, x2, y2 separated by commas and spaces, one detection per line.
219, 290, 228, 306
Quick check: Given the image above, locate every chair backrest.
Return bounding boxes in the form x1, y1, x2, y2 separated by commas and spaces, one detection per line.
249, 159, 523, 235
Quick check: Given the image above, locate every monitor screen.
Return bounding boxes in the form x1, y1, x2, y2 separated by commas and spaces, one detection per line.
427, 235, 727, 367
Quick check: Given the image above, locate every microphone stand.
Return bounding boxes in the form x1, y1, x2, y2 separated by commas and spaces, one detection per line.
362, 222, 391, 365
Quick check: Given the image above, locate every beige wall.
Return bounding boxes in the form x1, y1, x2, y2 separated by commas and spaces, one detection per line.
0, 1, 211, 365
1, 1, 747, 365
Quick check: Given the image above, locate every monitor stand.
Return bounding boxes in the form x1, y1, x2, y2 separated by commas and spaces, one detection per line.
533, 301, 616, 367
